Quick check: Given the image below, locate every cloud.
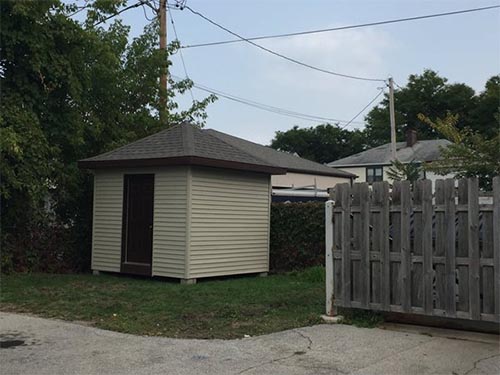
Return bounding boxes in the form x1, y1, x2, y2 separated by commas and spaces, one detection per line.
258, 27, 394, 93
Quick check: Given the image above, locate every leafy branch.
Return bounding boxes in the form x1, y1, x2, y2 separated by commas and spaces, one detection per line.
418, 113, 500, 189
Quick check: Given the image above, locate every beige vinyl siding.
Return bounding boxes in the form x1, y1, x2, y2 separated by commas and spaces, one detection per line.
189, 167, 271, 278
152, 167, 188, 278
92, 171, 123, 272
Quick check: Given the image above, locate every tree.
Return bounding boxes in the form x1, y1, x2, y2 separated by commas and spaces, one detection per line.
386, 160, 423, 183
469, 75, 500, 139
270, 124, 366, 164
418, 113, 500, 190
0, 0, 215, 271
364, 70, 478, 147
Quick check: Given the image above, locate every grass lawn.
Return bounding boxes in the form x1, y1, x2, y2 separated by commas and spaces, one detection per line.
0, 267, 326, 339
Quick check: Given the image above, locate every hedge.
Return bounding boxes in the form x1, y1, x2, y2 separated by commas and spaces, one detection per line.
269, 202, 325, 272
3, 202, 326, 275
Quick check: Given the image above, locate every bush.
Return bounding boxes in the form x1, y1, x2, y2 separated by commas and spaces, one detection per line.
0, 218, 89, 274
270, 202, 325, 272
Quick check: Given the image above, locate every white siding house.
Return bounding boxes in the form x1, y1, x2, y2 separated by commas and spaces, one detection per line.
328, 130, 453, 187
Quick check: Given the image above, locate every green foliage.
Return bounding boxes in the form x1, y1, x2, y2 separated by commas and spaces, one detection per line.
270, 72, 499, 165
386, 159, 423, 183
1, 219, 80, 274
364, 70, 499, 147
289, 266, 326, 283
270, 202, 325, 272
419, 113, 500, 190
270, 124, 366, 164
339, 308, 384, 328
0, 0, 215, 272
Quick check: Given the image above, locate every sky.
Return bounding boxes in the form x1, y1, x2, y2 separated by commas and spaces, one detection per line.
86, 0, 499, 144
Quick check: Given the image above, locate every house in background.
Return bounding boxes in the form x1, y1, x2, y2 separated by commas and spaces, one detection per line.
327, 129, 453, 185
78, 123, 353, 283
203, 129, 355, 201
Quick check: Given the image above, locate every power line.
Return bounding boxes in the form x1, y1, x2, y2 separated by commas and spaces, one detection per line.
89, 0, 179, 27
182, 4, 500, 49
183, 5, 386, 83
171, 74, 368, 125
341, 88, 385, 129
141, 3, 156, 21
168, 5, 195, 102
195, 85, 353, 123
92, 0, 146, 27
67, 4, 92, 18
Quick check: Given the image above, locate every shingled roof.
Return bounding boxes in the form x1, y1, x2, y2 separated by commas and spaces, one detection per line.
327, 139, 452, 167
79, 123, 354, 178
204, 129, 354, 178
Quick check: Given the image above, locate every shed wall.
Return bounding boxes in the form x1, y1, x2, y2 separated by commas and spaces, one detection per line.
188, 167, 271, 278
92, 167, 189, 277
92, 166, 271, 279
92, 171, 124, 272
152, 167, 189, 278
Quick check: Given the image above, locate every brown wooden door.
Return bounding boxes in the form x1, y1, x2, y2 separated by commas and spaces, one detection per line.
121, 174, 154, 276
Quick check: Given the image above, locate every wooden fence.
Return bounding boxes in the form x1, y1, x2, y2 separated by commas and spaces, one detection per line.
325, 177, 500, 323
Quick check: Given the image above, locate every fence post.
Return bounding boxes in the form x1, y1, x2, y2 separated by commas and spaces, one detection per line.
359, 183, 370, 308
339, 184, 352, 308
493, 176, 500, 320
325, 200, 336, 316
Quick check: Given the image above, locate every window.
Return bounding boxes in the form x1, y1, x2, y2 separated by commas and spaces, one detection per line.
366, 166, 383, 183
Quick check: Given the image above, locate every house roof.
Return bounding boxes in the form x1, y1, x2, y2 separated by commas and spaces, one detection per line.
327, 139, 452, 167
204, 129, 355, 178
79, 124, 354, 178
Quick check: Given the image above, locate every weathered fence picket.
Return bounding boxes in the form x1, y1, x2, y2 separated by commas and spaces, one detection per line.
468, 178, 480, 320
420, 179, 433, 315
493, 177, 500, 318
325, 177, 500, 323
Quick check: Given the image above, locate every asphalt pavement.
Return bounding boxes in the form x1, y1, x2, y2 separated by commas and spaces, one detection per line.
1, 312, 499, 375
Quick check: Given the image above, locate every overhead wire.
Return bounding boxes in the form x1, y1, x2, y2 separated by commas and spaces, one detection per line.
67, 4, 92, 18
171, 74, 370, 125
168, 4, 196, 102
89, 0, 178, 27
341, 88, 386, 129
183, 5, 387, 83
181, 4, 500, 49
141, 3, 156, 21
92, 0, 146, 27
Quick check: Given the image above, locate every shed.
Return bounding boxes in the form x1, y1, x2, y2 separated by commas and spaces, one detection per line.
79, 124, 286, 283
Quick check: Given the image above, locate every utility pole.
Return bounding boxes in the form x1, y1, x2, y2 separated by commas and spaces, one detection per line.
388, 76, 397, 161
159, 0, 168, 125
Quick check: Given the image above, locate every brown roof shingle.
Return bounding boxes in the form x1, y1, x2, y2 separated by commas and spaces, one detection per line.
79, 123, 354, 178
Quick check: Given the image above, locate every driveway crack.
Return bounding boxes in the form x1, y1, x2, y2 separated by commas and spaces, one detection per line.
462, 353, 500, 375
237, 352, 298, 374
237, 330, 313, 374
352, 337, 434, 373
294, 329, 313, 350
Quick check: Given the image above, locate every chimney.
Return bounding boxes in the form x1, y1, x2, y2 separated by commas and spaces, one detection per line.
406, 128, 417, 147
